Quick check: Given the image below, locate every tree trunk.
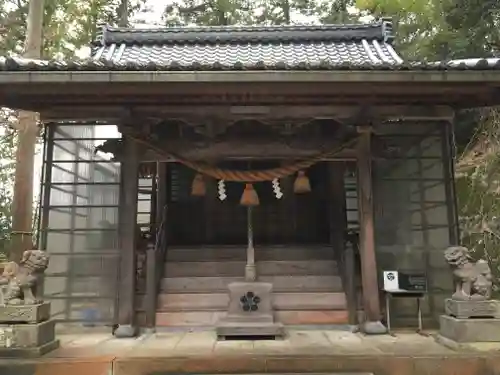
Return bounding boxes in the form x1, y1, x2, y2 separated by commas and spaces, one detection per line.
283, 0, 290, 24
119, 0, 128, 27
10, 0, 44, 262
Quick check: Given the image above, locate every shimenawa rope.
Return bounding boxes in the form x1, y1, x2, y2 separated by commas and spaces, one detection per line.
126, 130, 358, 182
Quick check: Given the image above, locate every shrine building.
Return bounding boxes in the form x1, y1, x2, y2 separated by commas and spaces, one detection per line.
1, 18, 500, 335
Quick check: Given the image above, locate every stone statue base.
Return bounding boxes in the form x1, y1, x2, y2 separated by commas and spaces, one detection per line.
445, 299, 500, 319
0, 319, 59, 357
0, 303, 59, 357
0, 302, 50, 324
439, 315, 500, 343
216, 282, 284, 339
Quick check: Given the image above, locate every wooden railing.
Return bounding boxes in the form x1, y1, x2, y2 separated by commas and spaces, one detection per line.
144, 205, 168, 331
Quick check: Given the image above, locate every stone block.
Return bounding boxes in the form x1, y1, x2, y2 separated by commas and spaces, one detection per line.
217, 321, 285, 338
216, 282, 284, 338
0, 319, 59, 357
0, 302, 50, 324
445, 299, 500, 319
224, 282, 274, 322
439, 315, 500, 343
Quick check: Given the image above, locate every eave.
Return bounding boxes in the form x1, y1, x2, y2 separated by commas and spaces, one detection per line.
2, 69, 500, 84
0, 70, 499, 120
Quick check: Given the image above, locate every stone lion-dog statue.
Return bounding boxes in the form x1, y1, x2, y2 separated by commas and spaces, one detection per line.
0, 249, 49, 305
444, 246, 492, 301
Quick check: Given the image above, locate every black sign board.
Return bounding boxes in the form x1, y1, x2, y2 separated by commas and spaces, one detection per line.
398, 272, 427, 292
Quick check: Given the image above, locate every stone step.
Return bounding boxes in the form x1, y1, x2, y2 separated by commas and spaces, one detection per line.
150, 310, 349, 326
137, 292, 347, 312
161, 275, 343, 293
164, 260, 338, 277
166, 246, 335, 262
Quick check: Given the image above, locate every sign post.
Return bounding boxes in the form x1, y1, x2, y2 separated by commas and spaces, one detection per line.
382, 271, 427, 335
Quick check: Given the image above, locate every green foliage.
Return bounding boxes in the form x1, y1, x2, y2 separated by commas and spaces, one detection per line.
456, 109, 500, 293
312, 0, 357, 24
356, 0, 500, 60
163, 0, 347, 26
0, 0, 148, 58
164, 0, 256, 26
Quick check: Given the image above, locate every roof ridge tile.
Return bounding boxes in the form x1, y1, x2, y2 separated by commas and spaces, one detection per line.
92, 20, 391, 47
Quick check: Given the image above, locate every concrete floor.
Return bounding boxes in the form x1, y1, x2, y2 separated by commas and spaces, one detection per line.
48, 329, 456, 358
2, 329, 500, 375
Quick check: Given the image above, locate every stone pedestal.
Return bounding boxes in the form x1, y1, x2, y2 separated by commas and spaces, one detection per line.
439, 315, 500, 342
437, 299, 500, 350
216, 282, 284, 339
0, 303, 59, 357
445, 298, 500, 319
0, 302, 51, 323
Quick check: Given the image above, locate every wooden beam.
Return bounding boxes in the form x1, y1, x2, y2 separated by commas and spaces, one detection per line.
2, 70, 500, 85
39, 104, 455, 123
138, 104, 454, 121
114, 135, 139, 338
5, 90, 493, 114
356, 126, 387, 334
106, 140, 358, 161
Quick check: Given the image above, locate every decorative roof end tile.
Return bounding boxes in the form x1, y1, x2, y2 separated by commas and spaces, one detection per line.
380, 17, 395, 44
94, 23, 110, 47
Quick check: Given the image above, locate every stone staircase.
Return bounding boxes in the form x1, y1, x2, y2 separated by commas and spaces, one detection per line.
137, 245, 349, 328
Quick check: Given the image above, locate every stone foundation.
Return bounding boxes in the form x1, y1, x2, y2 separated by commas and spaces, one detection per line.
439, 315, 500, 343
0, 319, 59, 357
0, 302, 50, 324
444, 299, 500, 319
0, 303, 59, 357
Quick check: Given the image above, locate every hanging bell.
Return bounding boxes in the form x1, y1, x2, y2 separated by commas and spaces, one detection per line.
240, 183, 259, 206
294, 170, 311, 194
191, 173, 206, 196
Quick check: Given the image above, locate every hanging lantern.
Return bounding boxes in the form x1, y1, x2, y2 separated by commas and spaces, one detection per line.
294, 170, 311, 194
191, 173, 206, 196
240, 183, 259, 206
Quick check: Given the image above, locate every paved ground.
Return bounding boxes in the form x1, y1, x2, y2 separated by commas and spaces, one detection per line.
49, 329, 455, 357
1, 329, 500, 375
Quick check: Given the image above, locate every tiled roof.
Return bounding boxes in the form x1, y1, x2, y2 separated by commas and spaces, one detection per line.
1, 54, 499, 72
90, 19, 405, 69
0, 20, 499, 72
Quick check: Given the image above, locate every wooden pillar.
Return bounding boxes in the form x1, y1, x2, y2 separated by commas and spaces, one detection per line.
356, 127, 387, 334
441, 122, 460, 245
114, 135, 139, 338
328, 162, 357, 324
39, 125, 54, 250
144, 162, 168, 332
